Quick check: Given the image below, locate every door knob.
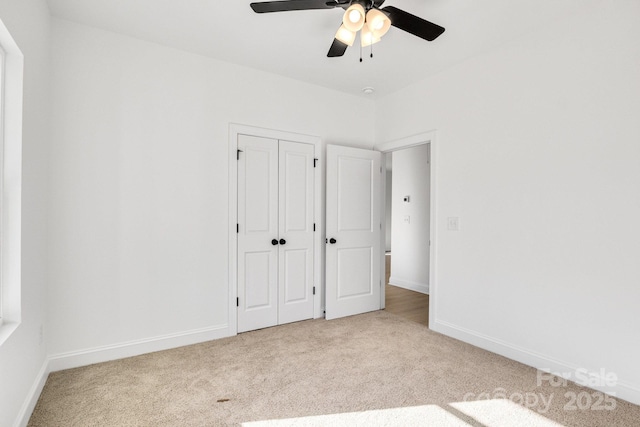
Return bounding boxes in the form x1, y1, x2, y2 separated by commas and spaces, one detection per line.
271, 239, 279, 246
329, 238, 337, 244
279, 239, 286, 245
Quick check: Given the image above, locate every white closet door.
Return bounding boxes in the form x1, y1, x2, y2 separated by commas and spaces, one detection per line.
237, 135, 279, 333
325, 144, 382, 320
278, 141, 315, 325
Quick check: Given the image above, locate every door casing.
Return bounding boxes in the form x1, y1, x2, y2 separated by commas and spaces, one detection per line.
229, 124, 322, 335
375, 131, 437, 328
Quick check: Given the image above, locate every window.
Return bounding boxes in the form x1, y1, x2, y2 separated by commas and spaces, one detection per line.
0, 45, 4, 325
0, 18, 24, 345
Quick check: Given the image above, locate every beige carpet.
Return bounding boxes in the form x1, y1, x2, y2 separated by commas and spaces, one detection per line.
29, 311, 639, 426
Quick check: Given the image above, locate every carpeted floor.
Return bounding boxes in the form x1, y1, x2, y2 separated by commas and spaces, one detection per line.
29, 311, 640, 426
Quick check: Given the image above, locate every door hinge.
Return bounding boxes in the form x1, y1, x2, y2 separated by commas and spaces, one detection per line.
313, 223, 316, 232
314, 158, 318, 168
236, 223, 239, 233
237, 149, 243, 160
313, 286, 316, 295
236, 297, 239, 307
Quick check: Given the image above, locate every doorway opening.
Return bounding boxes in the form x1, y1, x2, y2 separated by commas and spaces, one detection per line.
376, 132, 436, 328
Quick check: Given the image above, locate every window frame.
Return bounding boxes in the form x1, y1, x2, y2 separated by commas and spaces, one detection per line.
0, 44, 5, 325
0, 17, 24, 345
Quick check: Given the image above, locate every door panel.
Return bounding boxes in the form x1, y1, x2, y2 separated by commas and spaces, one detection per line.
244, 149, 274, 233
337, 247, 373, 298
283, 249, 310, 302
244, 251, 276, 309
338, 156, 373, 232
278, 141, 315, 325
282, 151, 309, 232
326, 145, 382, 320
237, 135, 279, 333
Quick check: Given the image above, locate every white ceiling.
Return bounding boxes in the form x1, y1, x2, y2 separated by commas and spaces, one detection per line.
46, 0, 598, 97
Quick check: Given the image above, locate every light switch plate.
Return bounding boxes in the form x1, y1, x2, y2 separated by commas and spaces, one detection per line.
447, 217, 460, 231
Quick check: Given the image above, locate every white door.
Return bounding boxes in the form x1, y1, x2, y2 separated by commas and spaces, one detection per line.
237, 135, 279, 333
325, 145, 382, 320
238, 136, 315, 332
278, 141, 315, 324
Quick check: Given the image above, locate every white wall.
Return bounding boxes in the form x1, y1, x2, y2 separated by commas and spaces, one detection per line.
0, 0, 51, 426
48, 19, 375, 359
389, 145, 430, 294
376, 1, 640, 403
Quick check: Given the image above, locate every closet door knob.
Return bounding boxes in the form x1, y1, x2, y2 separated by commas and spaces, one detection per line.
271, 239, 279, 246
329, 238, 337, 244
279, 239, 286, 245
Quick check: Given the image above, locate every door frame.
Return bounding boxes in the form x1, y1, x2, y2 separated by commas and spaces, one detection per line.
374, 130, 437, 328
228, 124, 323, 335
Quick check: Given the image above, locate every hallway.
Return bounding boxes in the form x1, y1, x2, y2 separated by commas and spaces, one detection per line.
384, 254, 429, 326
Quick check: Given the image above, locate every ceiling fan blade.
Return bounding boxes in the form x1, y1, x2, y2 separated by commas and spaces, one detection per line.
327, 38, 348, 57
250, 0, 340, 13
382, 6, 445, 41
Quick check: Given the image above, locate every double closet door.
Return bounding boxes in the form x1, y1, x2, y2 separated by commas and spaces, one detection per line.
237, 135, 315, 333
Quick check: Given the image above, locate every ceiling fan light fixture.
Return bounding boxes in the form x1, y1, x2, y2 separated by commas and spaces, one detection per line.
343, 3, 365, 32
361, 26, 381, 47
249, 0, 446, 59
366, 9, 391, 38
335, 25, 356, 47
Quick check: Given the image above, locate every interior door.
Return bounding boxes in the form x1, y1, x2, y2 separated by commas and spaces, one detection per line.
325, 144, 382, 320
278, 140, 315, 324
237, 135, 279, 333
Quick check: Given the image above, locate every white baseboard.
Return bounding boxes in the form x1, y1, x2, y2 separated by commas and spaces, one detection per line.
388, 277, 429, 294
17, 319, 639, 426
432, 319, 640, 406
48, 324, 230, 373
14, 360, 49, 427
15, 324, 231, 426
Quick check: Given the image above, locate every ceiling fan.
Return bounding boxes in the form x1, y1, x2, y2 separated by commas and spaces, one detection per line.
250, 0, 445, 58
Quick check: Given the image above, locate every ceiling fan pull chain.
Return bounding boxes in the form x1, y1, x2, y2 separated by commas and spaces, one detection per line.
370, 42, 373, 59
359, 40, 363, 63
